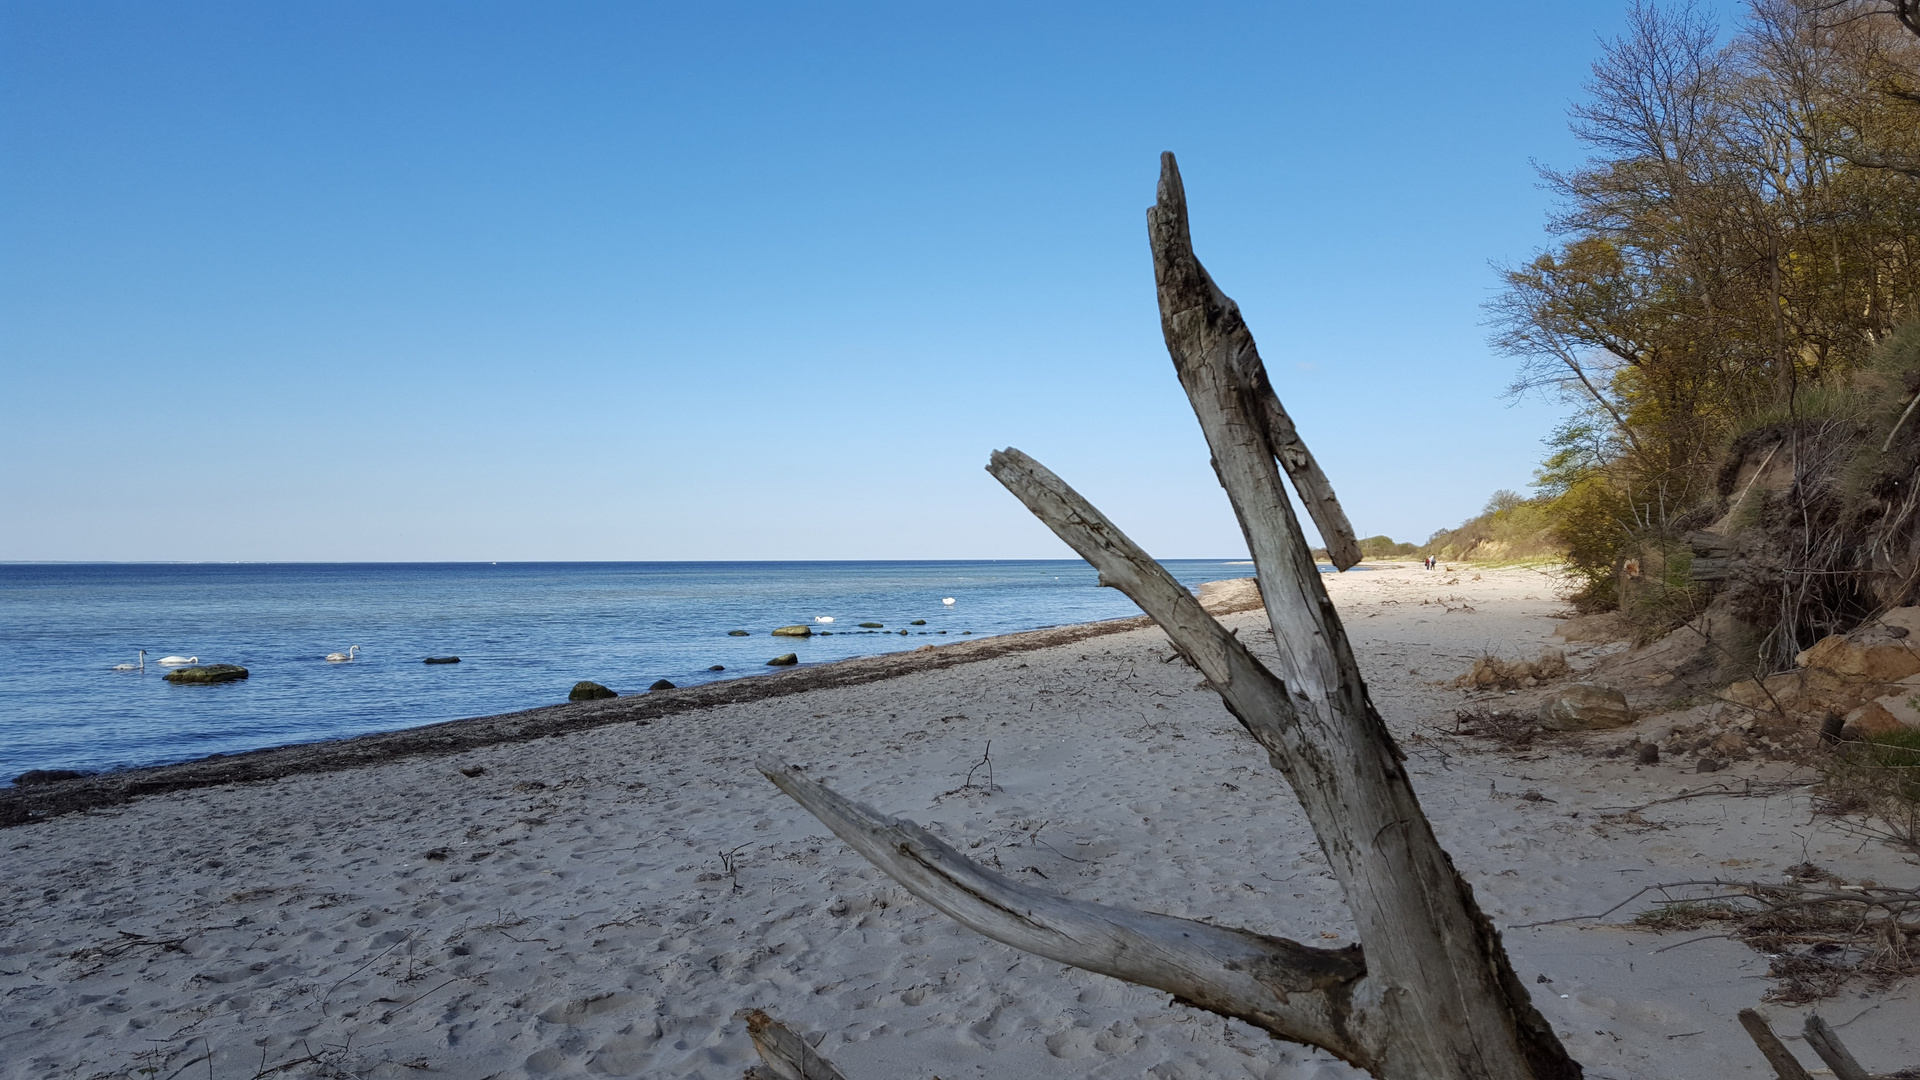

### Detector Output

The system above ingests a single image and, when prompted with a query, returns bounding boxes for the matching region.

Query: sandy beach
[3,564,1913,1079]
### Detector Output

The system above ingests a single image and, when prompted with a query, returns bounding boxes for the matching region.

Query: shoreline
[0,578,1264,827]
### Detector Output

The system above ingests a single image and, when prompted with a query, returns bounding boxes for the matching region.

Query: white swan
[941,597,956,606]
[113,650,146,671]
[325,645,360,663]
[157,655,198,666]
[814,616,834,623]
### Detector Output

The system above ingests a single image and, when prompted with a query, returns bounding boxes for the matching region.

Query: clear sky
[0,1,1744,562]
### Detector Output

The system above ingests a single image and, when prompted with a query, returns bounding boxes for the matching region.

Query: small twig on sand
[941,742,1000,797]
[1593,778,1811,813]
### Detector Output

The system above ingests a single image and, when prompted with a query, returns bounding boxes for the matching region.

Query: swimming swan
[157,655,198,666]
[113,650,146,671]
[325,645,360,663]
[814,616,834,623]
[941,597,956,605]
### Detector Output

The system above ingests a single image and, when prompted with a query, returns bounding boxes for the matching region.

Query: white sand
[2,564,1913,1079]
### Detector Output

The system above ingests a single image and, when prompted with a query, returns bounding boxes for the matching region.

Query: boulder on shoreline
[772,625,812,637]
[649,679,676,691]
[163,664,249,685]
[569,681,618,701]
[1538,683,1633,731]
[767,653,798,666]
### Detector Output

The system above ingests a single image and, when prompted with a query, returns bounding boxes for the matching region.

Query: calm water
[0,560,1254,780]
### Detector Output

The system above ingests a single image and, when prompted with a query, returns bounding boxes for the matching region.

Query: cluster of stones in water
[568,615,983,702]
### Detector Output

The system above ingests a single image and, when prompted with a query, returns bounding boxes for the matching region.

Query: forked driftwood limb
[757,756,1369,1060]
[755,154,1578,1079]
[735,1008,851,1080]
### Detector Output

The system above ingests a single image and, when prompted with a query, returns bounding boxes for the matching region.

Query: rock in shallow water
[766,653,798,666]
[649,679,676,691]
[1537,682,1633,731]
[708,665,724,671]
[163,664,250,685]
[424,656,460,664]
[727,630,750,637]
[569,680,618,701]
[771,625,812,637]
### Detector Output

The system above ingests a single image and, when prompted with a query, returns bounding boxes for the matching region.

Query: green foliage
[1357,535,1417,560]
[1484,3,1920,618]
[1419,494,1562,566]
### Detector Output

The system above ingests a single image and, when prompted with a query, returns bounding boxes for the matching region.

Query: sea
[0,560,1261,782]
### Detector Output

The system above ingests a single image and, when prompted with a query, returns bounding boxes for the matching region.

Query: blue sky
[1,1,1744,562]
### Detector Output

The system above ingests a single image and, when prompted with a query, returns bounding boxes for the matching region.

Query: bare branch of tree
[755,757,1371,1064]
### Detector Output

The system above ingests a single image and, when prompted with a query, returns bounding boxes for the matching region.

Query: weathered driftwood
[1140,151,1575,1078]
[1738,1009,1814,1080]
[1804,1014,1872,1080]
[757,757,1368,1059]
[735,1009,851,1080]
[1143,214,1361,571]
[755,154,1577,1079]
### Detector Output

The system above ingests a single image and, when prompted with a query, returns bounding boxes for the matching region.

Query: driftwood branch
[1738,1009,1813,1080]
[1141,159,1360,571]
[1804,1015,1871,1080]
[735,1009,850,1080]
[1145,151,1577,1079]
[756,756,1370,1063]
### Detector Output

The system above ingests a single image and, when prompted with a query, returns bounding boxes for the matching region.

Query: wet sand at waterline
[2,566,1913,1079]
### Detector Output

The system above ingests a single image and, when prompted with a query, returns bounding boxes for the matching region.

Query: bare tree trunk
[754,153,1581,1079]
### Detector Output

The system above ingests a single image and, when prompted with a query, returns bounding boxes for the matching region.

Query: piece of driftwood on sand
[736,1009,851,1080]
[1738,1009,1918,1080]
[756,153,1580,1079]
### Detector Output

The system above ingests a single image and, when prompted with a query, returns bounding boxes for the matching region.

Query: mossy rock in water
[766,653,798,666]
[771,625,812,637]
[858,622,884,628]
[911,620,926,625]
[727,630,751,637]
[569,680,618,701]
[649,679,676,691]
[424,656,460,664]
[163,664,249,684]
